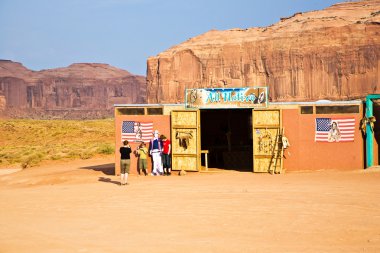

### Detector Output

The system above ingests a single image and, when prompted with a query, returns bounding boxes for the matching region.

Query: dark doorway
[200,109,253,171]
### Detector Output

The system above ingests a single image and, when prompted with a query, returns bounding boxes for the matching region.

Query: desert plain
[1,156,380,253]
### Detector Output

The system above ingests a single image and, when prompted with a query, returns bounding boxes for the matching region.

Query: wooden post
[201,150,209,171]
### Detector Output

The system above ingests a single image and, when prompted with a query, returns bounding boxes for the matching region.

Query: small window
[117,108,144,115]
[147,108,163,115]
[316,105,359,114]
[300,106,313,114]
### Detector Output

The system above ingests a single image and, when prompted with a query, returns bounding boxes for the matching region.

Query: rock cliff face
[0,60,146,119]
[147,0,380,103]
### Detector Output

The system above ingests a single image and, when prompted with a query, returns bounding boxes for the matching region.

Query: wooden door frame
[252,109,282,173]
[171,109,201,171]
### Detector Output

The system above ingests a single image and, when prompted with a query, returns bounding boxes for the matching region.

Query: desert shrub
[2,122,16,132]
[21,153,45,168]
[50,154,62,160]
[67,151,79,159]
[61,148,70,154]
[1,152,18,164]
[24,150,32,156]
[97,144,114,155]
[79,151,94,160]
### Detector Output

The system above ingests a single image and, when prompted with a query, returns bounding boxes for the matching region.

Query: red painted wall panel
[115,115,170,175]
[282,109,364,171]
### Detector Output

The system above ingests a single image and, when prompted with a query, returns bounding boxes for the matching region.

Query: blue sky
[0,0,343,75]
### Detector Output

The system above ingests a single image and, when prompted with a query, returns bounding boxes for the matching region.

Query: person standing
[160,135,172,176]
[119,140,132,185]
[149,130,163,176]
[136,142,149,176]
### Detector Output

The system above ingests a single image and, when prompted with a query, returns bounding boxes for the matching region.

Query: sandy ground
[1,157,380,253]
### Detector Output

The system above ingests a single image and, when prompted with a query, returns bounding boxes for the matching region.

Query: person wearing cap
[149,130,163,176]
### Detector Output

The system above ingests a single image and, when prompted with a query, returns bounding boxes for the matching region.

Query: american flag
[315,118,355,142]
[122,121,153,143]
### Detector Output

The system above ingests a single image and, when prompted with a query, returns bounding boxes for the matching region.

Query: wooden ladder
[269,128,284,174]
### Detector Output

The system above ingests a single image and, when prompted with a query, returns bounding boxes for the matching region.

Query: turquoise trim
[365,94,380,168]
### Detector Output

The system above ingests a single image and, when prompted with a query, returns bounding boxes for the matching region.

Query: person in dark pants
[160,135,172,176]
[119,140,132,185]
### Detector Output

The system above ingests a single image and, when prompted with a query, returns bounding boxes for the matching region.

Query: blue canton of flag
[316,118,331,132]
[122,121,135,134]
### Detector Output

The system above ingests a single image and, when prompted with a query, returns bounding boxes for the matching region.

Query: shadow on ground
[98,176,120,185]
[80,163,115,175]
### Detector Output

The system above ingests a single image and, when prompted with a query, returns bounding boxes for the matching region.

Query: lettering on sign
[185,87,268,109]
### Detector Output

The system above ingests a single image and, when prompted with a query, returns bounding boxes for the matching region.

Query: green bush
[79,151,94,160]
[67,151,79,159]
[50,154,62,160]
[21,153,45,168]
[97,144,114,155]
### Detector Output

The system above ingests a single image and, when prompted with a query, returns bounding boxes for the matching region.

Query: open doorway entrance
[200,109,253,171]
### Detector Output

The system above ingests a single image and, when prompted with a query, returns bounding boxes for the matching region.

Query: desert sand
[1,157,380,253]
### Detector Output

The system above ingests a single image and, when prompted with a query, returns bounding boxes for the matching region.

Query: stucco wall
[282,109,364,171]
[115,115,170,175]
[115,105,365,174]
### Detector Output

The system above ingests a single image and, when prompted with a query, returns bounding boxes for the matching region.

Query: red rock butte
[147,0,380,103]
[0,61,146,119]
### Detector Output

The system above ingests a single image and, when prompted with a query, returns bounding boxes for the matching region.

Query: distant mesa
[0,61,146,119]
[2,0,380,118]
[146,0,380,103]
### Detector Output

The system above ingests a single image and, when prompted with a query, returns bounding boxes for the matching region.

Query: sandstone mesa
[147,0,380,103]
[0,61,145,119]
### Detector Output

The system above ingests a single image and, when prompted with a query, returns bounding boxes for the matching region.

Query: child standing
[136,142,149,176]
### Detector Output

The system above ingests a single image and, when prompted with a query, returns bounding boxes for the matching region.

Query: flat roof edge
[114,104,185,107]
[114,100,363,107]
[269,100,363,105]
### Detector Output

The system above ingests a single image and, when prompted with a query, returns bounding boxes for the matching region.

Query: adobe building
[114,87,379,176]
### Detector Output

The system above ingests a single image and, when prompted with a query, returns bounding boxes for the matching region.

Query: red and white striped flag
[315,118,355,142]
[121,121,153,143]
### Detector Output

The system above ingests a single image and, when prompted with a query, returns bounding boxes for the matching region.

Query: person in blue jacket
[149,130,163,176]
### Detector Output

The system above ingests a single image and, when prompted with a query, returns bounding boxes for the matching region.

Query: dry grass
[0,119,115,168]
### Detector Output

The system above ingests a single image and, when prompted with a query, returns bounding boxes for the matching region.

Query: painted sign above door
[185,87,268,109]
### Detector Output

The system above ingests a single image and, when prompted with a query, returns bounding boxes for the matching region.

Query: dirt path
[1,158,380,253]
